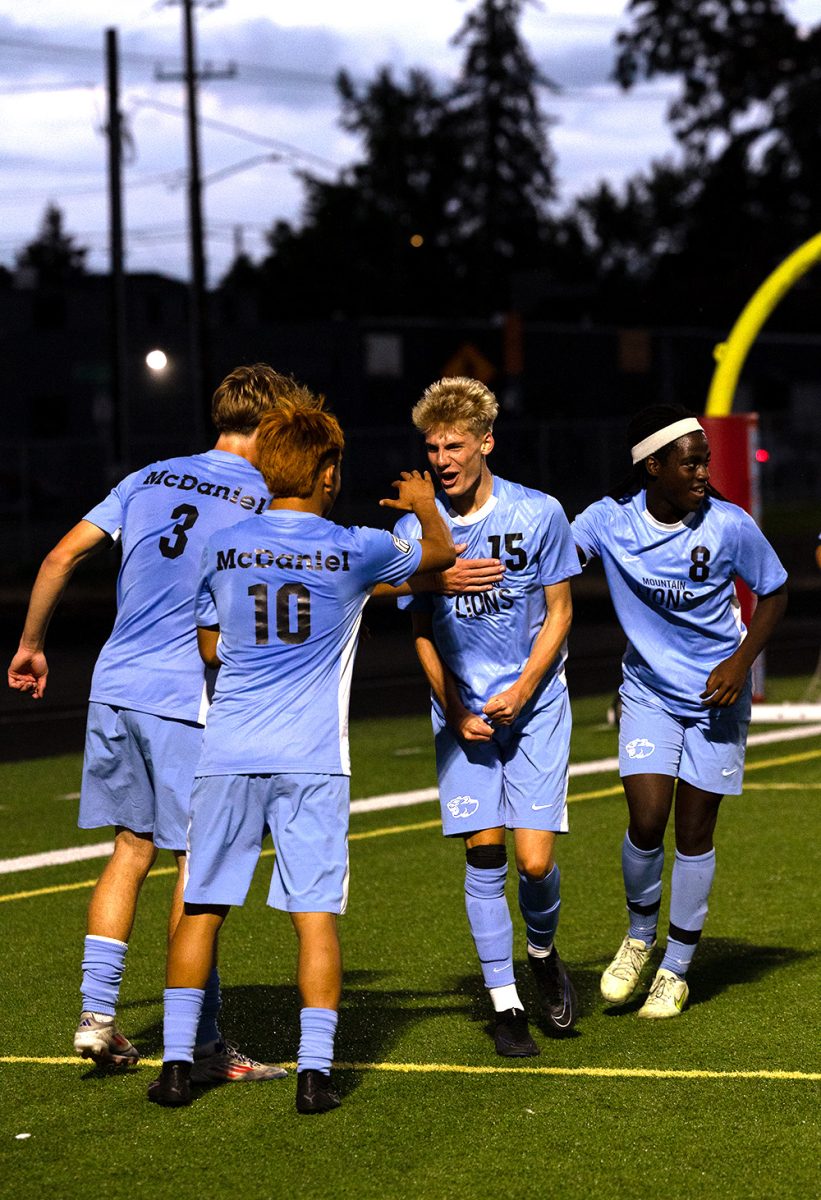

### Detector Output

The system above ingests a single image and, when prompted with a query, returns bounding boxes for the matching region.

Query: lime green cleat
[637,968,689,1018]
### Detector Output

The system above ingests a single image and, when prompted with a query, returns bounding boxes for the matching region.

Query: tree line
[15,1,821,331]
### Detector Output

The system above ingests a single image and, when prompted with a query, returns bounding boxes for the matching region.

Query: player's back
[87,450,269,722]
[195,508,422,777]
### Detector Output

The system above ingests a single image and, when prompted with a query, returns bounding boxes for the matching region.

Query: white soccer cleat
[74,1011,140,1067]
[190,1040,287,1083]
[636,968,689,1019]
[600,934,656,1004]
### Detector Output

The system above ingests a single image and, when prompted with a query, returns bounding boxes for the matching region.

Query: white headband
[631,418,704,465]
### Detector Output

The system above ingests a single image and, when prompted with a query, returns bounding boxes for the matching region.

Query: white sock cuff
[85,935,128,950]
[489,983,523,1013]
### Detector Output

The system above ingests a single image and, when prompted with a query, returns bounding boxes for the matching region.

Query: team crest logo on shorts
[447,795,480,819]
[392,535,412,554]
[625,737,656,760]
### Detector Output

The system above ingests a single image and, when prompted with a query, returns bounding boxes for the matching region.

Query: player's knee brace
[465,844,507,899]
[465,844,507,871]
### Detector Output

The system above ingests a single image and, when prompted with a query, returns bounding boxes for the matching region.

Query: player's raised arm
[379,470,456,574]
[8,519,110,699]
[372,542,505,599]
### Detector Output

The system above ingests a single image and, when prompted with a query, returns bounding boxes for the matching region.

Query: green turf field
[1,688,819,1200]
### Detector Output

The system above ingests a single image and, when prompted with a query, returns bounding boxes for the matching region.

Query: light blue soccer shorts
[184,772,350,913]
[618,679,752,796]
[79,702,203,849]
[433,684,571,837]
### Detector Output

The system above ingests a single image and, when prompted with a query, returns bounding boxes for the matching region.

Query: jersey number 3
[248,582,311,645]
[159,504,199,560]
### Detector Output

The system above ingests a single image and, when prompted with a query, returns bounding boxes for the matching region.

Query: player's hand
[447,703,494,742]
[482,686,525,726]
[8,649,48,699]
[438,545,504,595]
[700,654,747,707]
[379,470,437,513]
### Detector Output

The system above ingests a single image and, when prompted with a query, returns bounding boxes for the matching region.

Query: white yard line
[2,723,819,878]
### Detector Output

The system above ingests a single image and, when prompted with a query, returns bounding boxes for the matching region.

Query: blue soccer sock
[465,849,515,989]
[622,832,664,945]
[194,967,222,1050]
[660,848,716,979]
[518,864,561,954]
[298,1007,338,1074]
[80,935,128,1016]
[163,987,205,1064]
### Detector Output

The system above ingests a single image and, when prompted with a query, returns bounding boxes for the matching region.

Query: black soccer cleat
[295,1069,341,1115]
[528,947,578,1036]
[493,1008,540,1057]
[147,1060,192,1107]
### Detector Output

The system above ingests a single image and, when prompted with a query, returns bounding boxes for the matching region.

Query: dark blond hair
[211,363,321,434]
[256,407,345,498]
[411,376,498,437]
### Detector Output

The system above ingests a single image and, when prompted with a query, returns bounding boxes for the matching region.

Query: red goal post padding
[700,413,765,699]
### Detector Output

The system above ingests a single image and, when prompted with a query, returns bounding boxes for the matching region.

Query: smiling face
[645,431,711,521]
[423,423,494,513]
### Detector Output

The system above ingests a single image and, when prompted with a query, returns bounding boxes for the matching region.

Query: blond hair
[256,406,344,498]
[411,377,498,437]
[211,363,323,434]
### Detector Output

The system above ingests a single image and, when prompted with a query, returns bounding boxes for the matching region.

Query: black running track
[1,584,818,763]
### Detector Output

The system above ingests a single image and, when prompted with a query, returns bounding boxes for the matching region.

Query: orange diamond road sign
[442,343,496,383]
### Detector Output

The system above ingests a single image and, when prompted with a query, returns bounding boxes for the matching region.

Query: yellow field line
[745,748,821,770]
[1,747,817,906]
[0,1055,817,1082]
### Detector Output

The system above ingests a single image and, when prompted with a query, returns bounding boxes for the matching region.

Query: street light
[146,349,169,371]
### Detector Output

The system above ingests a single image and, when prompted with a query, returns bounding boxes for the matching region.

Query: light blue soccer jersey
[84,450,269,723]
[194,510,423,776]
[395,476,581,713]
[571,491,787,716]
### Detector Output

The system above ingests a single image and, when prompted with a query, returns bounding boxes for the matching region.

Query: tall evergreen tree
[222,0,559,318]
[448,0,558,304]
[17,204,87,287]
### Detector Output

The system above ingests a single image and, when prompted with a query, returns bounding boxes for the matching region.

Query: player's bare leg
[87,827,158,943]
[166,905,228,989]
[291,911,342,1114]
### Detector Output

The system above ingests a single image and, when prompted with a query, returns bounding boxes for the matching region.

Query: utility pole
[156,0,235,441]
[105,27,128,468]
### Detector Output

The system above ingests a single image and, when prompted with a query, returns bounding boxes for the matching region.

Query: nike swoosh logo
[721,768,739,777]
[621,554,640,563]
[531,803,551,811]
[492,964,512,973]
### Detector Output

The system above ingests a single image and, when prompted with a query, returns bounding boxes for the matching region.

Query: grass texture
[0,689,818,1200]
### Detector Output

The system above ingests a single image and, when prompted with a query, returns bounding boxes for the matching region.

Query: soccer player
[571,404,788,1017]
[8,363,309,1080]
[148,404,455,1112]
[392,377,582,1056]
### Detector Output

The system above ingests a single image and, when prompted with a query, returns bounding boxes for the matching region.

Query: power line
[129,94,340,170]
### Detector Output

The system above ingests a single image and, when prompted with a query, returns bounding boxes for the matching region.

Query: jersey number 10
[247,582,311,645]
